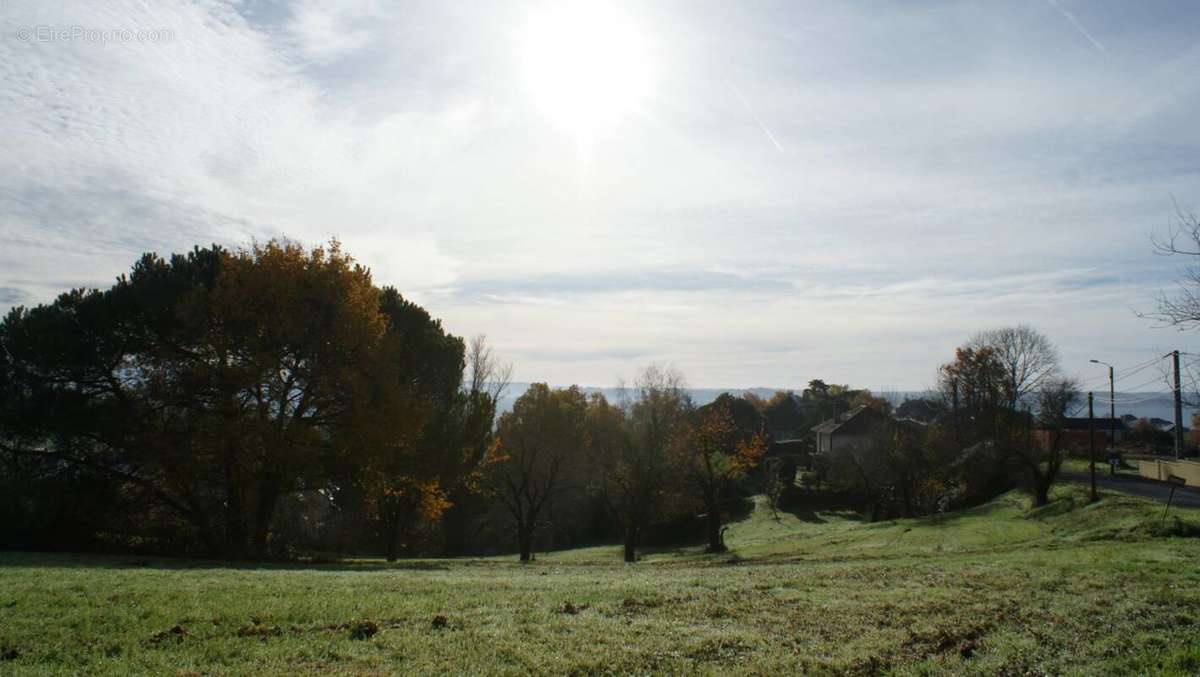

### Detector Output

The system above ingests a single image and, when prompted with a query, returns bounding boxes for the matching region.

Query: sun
[521,2,652,138]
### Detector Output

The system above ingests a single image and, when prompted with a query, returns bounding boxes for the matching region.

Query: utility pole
[1090,359,1117,474]
[1088,391,1097,502]
[1108,364,1118,470]
[1174,350,1184,460]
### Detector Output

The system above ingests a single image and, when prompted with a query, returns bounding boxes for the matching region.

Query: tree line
[0,239,1099,562]
[0,241,773,562]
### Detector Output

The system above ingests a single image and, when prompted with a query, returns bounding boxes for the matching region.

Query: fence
[1139,459,1200,487]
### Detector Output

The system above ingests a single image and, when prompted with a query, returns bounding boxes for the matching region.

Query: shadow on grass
[776,491,865,524]
[1027,495,1080,520]
[0,551,452,572]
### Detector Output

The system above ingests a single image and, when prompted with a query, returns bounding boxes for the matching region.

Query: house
[811,406,892,455]
[1039,417,1127,448]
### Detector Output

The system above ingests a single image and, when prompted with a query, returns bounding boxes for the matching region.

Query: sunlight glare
[521,2,652,137]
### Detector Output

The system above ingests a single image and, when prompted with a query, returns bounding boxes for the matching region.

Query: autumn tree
[936,345,1009,450]
[849,390,892,414]
[0,239,482,559]
[354,288,471,561]
[677,394,767,553]
[485,383,588,562]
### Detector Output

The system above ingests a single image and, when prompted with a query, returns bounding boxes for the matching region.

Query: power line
[1079,355,1166,386]
[1116,372,1173,393]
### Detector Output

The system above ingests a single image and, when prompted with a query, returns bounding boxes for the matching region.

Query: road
[1061,470,1200,508]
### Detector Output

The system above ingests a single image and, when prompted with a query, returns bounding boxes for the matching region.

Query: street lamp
[1090,359,1116,473]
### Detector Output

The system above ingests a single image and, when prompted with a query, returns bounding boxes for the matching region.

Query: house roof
[811,405,878,435]
[1055,418,1127,431]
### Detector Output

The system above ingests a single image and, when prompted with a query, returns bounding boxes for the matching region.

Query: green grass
[3,485,1200,675]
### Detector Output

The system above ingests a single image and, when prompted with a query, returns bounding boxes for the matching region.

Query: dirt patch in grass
[148,624,189,645]
[347,620,379,640]
[686,637,753,663]
[903,622,990,661]
[236,623,282,639]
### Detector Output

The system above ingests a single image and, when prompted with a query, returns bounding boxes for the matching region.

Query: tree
[678,394,767,553]
[895,397,942,423]
[149,240,391,559]
[849,390,892,414]
[937,345,1009,449]
[969,325,1060,411]
[355,288,468,561]
[762,391,805,439]
[0,240,473,559]
[933,344,1016,503]
[593,365,691,563]
[438,335,509,556]
[1019,377,1082,506]
[485,384,588,562]
[1145,204,1200,329]
[802,380,869,428]
[935,328,1068,508]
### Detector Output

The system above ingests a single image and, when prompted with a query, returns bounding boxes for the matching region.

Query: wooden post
[1088,392,1097,502]
[1174,350,1184,460]
[1109,365,1116,475]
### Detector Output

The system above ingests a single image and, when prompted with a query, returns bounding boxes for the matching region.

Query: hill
[2,485,1199,674]
[497,384,1199,426]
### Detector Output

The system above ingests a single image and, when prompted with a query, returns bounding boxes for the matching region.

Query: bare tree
[969,325,1060,411]
[1145,205,1200,329]
[466,334,512,405]
[1140,204,1200,404]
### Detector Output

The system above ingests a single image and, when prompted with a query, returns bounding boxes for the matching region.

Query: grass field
[3,485,1200,675]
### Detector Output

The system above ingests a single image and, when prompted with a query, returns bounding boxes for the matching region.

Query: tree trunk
[1034,482,1050,507]
[383,517,400,562]
[518,525,533,562]
[250,480,280,558]
[704,493,726,553]
[224,501,252,560]
[623,526,639,563]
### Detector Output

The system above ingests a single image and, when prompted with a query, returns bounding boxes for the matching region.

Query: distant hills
[495,383,1196,424]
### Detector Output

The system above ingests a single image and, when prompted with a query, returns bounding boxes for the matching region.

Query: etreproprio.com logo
[15,25,175,44]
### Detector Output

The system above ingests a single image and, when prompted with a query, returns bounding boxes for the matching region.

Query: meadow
[2,485,1199,675]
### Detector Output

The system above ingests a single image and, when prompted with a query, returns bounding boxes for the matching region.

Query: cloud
[0,287,26,305]
[1,0,1199,388]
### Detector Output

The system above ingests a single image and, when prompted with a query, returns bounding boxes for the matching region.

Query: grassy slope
[2,486,1200,676]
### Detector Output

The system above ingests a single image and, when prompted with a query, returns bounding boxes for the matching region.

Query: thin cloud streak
[1045,0,1109,56]
[730,83,785,152]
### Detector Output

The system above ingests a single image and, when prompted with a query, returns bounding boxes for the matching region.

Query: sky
[2,0,1200,392]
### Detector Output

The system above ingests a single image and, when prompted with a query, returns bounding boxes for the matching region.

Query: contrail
[731,84,785,153]
[1045,0,1109,55]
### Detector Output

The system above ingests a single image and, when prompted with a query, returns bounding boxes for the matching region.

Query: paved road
[1061,470,1200,508]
